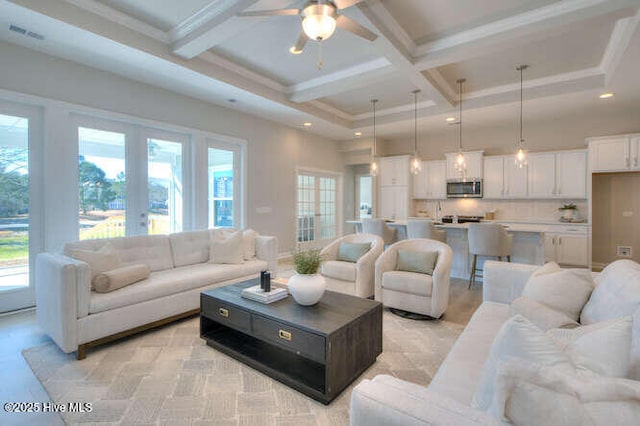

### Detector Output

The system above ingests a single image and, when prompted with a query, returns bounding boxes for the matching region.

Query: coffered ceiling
[0,0,639,140]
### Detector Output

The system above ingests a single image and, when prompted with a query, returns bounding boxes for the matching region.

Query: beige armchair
[406,219,447,242]
[375,239,453,319]
[320,233,384,298]
[362,218,397,246]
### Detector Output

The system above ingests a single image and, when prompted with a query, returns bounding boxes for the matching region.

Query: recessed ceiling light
[289,46,303,55]
[446,117,456,122]
[354,132,362,137]
[303,122,312,127]
[599,93,614,99]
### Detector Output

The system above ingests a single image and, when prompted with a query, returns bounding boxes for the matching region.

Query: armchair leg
[76,344,87,360]
[468,254,477,290]
[507,255,511,262]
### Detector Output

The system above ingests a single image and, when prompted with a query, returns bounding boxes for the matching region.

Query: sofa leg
[76,345,87,360]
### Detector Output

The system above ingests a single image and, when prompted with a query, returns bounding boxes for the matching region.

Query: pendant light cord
[413,90,419,155]
[456,79,466,151]
[372,99,378,157]
[519,66,523,145]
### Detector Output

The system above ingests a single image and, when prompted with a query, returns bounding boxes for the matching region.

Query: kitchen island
[346,219,589,280]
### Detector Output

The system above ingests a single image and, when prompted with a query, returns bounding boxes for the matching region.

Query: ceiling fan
[238,0,377,55]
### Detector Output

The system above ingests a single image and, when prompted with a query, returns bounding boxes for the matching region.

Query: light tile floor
[0,269,481,425]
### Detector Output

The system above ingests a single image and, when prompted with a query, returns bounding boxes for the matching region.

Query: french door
[0,102,42,313]
[296,169,341,247]
[76,117,189,239]
[208,142,242,229]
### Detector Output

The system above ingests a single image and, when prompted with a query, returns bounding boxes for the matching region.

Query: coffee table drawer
[202,297,251,333]
[252,315,325,363]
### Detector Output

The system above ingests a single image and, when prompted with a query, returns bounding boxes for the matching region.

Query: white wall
[0,41,343,252]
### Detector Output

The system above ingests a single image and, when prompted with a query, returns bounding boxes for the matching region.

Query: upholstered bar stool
[362,218,397,247]
[467,223,513,290]
[406,219,447,243]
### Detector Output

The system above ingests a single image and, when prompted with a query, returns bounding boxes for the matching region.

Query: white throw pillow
[547,316,633,378]
[71,243,121,285]
[209,230,244,264]
[471,315,573,411]
[242,229,258,260]
[581,260,640,325]
[522,262,594,321]
[491,361,640,425]
[510,296,579,331]
[93,263,150,293]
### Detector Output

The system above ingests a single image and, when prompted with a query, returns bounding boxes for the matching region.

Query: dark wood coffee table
[200,278,382,404]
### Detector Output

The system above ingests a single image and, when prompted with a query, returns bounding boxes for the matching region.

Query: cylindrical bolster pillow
[93,264,151,293]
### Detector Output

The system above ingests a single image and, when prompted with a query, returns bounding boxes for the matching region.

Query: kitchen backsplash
[414,199,589,222]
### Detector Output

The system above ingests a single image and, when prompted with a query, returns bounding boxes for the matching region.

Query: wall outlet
[617,246,632,257]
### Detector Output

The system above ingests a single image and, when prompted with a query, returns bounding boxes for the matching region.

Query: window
[208,145,242,229]
[147,138,183,234]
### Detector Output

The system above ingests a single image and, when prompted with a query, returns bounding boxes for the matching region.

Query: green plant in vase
[289,247,326,305]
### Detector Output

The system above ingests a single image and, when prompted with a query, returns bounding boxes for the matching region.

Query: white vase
[562,209,574,220]
[288,273,326,306]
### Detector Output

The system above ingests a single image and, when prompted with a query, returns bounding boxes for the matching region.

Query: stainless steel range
[441,215,483,223]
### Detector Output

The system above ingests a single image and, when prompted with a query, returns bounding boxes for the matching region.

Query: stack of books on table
[241,285,288,304]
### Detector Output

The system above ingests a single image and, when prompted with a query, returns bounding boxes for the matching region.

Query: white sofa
[35,229,277,359]
[351,260,640,425]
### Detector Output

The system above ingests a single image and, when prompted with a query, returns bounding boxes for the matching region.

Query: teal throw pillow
[337,242,372,263]
[397,250,439,275]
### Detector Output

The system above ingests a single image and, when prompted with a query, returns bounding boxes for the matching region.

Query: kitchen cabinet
[589,136,640,172]
[413,160,446,199]
[379,186,408,220]
[483,156,504,198]
[483,155,528,198]
[445,151,483,180]
[379,156,409,187]
[543,226,588,267]
[528,150,586,199]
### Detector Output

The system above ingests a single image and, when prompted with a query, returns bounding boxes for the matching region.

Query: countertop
[347,218,589,234]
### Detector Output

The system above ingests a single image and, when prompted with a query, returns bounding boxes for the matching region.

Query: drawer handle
[218,307,229,318]
[279,329,292,341]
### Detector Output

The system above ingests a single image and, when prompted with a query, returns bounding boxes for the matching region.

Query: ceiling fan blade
[332,0,362,10]
[238,9,300,17]
[335,15,377,41]
[292,32,309,53]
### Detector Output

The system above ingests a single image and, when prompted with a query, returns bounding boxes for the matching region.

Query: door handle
[558,237,562,245]
[627,158,631,168]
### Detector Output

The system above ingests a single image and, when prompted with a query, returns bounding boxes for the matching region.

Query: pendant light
[409,90,422,175]
[370,99,379,177]
[515,65,529,168]
[455,78,467,176]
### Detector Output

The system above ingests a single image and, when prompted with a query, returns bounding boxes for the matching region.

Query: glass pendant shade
[302,4,337,40]
[455,151,466,173]
[410,155,422,175]
[515,147,527,168]
[370,160,379,177]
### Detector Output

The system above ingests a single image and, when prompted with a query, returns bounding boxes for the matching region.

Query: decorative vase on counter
[288,273,326,306]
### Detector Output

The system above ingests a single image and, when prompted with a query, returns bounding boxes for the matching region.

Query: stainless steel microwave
[446,179,483,198]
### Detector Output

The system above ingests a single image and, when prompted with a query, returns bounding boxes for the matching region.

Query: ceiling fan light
[302,4,337,40]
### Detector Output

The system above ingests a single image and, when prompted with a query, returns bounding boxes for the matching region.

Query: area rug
[23,310,464,425]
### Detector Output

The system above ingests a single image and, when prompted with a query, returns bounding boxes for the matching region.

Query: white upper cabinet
[528,153,556,198]
[503,159,528,198]
[380,186,408,220]
[590,137,632,172]
[427,161,447,199]
[413,160,446,199]
[380,156,409,187]
[527,150,586,199]
[445,151,483,180]
[483,156,505,199]
[556,151,587,198]
[412,161,428,198]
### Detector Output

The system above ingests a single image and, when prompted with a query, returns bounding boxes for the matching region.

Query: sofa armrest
[350,375,499,426]
[35,253,91,354]
[483,260,539,304]
[256,236,278,275]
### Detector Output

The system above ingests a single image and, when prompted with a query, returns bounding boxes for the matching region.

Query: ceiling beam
[413,0,639,70]
[288,58,394,103]
[356,0,454,107]
[600,10,640,85]
[171,0,261,59]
